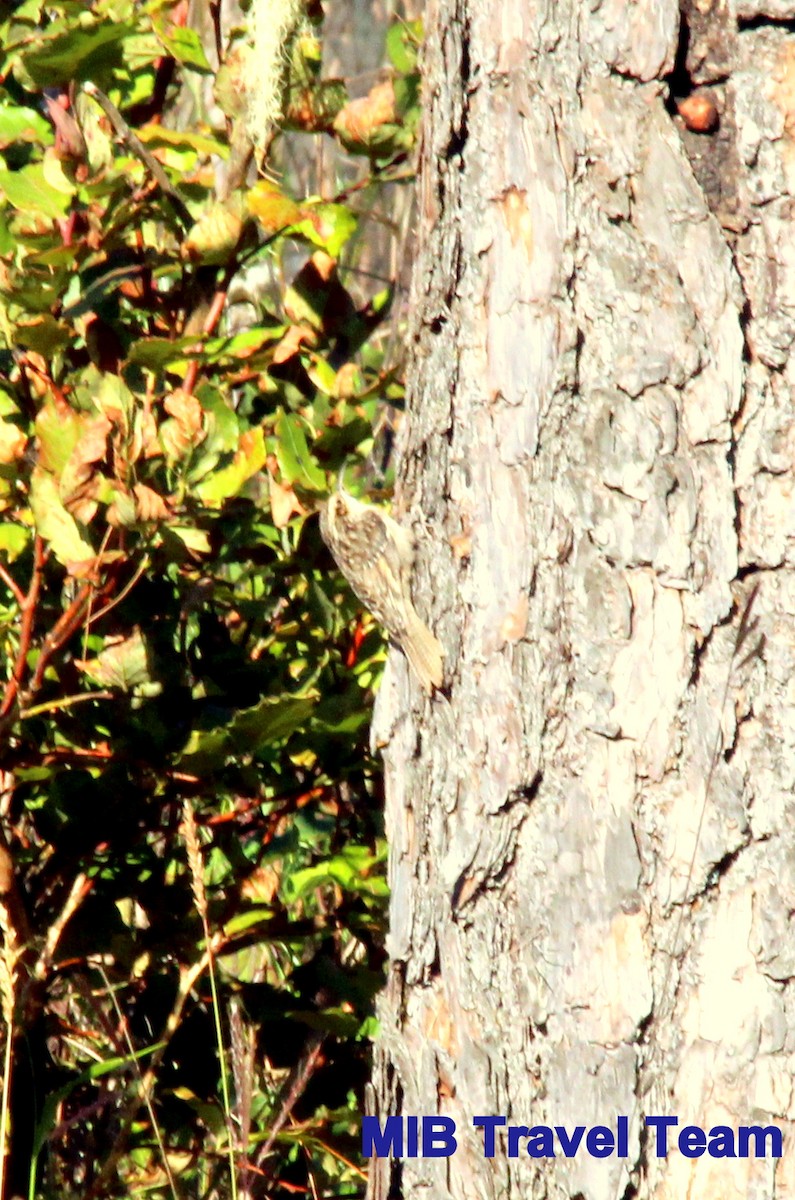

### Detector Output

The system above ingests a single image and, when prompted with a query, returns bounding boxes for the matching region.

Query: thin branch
[35,871,93,982]
[27,580,93,697]
[86,555,148,628]
[0,562,24,608]
[183,286,230,395]
[209,0,224,66]
[256,1032,326,1168]
[0,536,45,719]
[82,83,192,229]
[20,691,115,720]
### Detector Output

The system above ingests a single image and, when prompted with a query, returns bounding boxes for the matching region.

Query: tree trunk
[370,0,795,1197]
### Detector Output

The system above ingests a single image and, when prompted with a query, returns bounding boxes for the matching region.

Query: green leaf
[195,426,267,506]
[293,202,357,258]
[35,402,83,475]
[0,388,19,419]
[222,907,274,938]
[276,411,325,491]
[386,20,422,72]
[0,162,72,219]
[127,328,283,370]
[0,101,52,148]
[18,20,137,86]
[13,314,72,355]
[0,523,30,562]
[94,372,134,428]
[138,123,228,159]
[284,845,387,902]
[201,327,283,363]
[29,468,94,568]
[305,355,338,396]
[393,74,421,121]
[234,694,317,749]
[76,629,152,692]
[153,19,212,72]
[197,386,241,456]
[0,211,12,255]
[126,335,198,370]
[178,694,316,771]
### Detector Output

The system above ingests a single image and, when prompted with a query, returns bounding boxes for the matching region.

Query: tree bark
[370,0,795,1197]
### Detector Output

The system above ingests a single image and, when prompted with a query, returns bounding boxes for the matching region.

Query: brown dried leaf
[134,483,170,521]
[165,389,203,437]
[269,476,304,528]
[333,80,397,145]
[271,323,316,365]
[0,421,27,464]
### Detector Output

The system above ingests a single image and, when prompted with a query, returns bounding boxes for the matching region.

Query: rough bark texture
[370,0,795,1198]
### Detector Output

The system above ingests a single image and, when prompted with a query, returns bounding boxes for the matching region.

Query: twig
[183,285,230,395]
[35,871,94,982]
[0,536,45,719]
[20,691,115,720]
[256,1032,326,1168]
[0,563,24,608]
[27,580,93,696]
[82,83,192,229]
[86,556,149,628]
[209,0,224,66]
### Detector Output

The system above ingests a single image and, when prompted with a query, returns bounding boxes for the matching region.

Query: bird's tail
[402,610,445,693]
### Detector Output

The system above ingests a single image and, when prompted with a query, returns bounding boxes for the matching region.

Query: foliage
[0,1,421,1196]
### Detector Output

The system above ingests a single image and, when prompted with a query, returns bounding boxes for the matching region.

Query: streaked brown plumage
[320,489,444,692]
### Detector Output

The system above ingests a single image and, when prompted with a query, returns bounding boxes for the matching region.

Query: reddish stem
[0,562,25,607]
[182,287,228,396]
[0,537,45,718]
[27,581,94,696]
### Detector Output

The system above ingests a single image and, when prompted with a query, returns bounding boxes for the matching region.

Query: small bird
[320,485,444,693]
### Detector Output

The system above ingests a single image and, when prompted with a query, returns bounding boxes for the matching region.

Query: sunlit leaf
[269,476,303,527]
[138,124,228,158]
[0,162,72,219]
[76,628,152,692]
[167,525,211,554]
[0,419,27,464]
[29,467,94,568]
[35,401,83,475]
[126,335,198,370]
[386,19,422,72]
[0,101,52,148]
[152,18,212,72]
[195,426,267,506]
[293,202,357,258]
[0,524,30,561]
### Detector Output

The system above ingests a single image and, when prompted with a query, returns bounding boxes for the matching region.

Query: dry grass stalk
[0,896,20,1198]
[181,799,207,923]
[0,898,19,1027]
